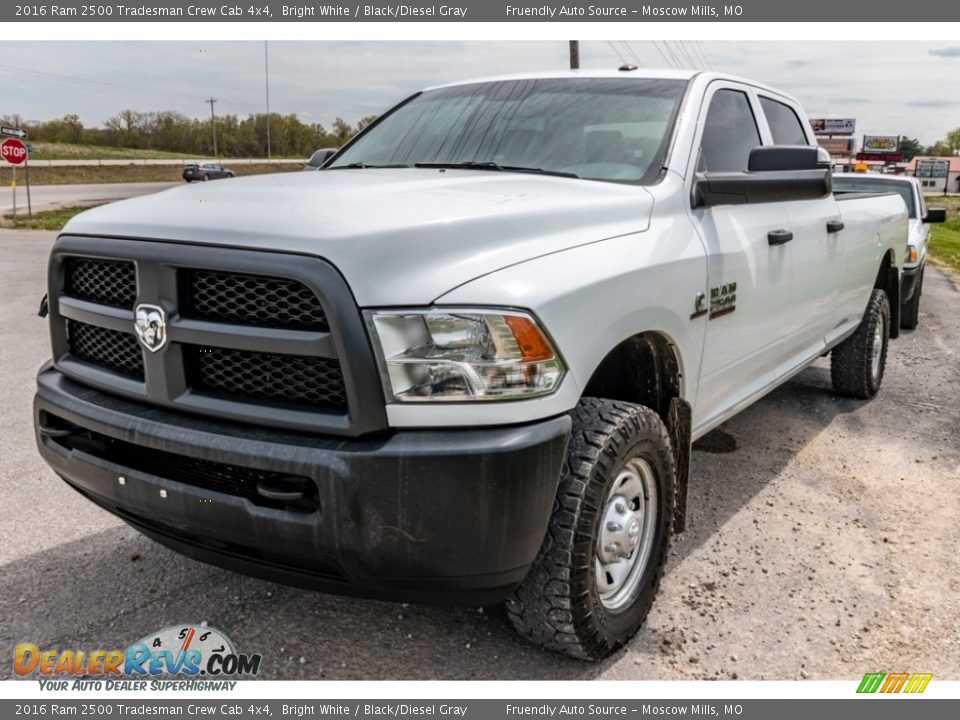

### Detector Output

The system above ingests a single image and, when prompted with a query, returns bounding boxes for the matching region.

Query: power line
[669,41,696,68]
[650,41,675,68]
[664,42,686,68]
[606,40,630,66]
[685,41,705,69]
[621,41,645,67]
[694,41,715,70]
[679,41,701,69]
[0,62,260,117]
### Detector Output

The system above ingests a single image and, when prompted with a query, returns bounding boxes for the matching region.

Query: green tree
[899,137,922,161]
[331,117,354,145]
[928,127,960,156]
[356,115,378,132]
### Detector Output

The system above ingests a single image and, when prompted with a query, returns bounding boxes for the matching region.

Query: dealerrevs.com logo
[857,672,933,694]
[14,625,262,690]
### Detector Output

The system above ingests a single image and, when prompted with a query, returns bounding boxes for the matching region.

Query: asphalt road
[1,229,958,680]
[7,181,178,213]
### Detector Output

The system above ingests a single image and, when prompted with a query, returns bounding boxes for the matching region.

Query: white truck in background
[833,172,946,328]
[35,70,907,660]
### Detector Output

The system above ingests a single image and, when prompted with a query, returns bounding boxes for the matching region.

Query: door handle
[768,229,793,246]
[826,220,845,233]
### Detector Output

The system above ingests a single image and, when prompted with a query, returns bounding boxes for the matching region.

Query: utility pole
[205,97,218,157]
[569,40,580,70]
[265,41,272,162]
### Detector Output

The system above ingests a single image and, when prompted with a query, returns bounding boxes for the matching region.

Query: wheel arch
[874,249,900,339]
[582,330,692,532]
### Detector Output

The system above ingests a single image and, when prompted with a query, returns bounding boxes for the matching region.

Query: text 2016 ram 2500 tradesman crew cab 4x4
[35,70,908,660]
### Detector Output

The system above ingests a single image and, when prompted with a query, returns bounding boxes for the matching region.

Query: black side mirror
[311,149,338,168]
[748,145,832,172]
[693,145,832,208]
[923,208,947,224]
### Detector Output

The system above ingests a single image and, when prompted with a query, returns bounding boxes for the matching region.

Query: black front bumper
[35,366,570,605]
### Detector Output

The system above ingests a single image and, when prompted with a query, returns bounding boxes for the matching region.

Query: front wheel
[201,174,210,182]
[831,288,890,399]
[506,398,675,660]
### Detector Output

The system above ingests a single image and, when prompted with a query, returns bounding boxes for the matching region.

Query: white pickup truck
[833,172,946,329]
[35,70,907,660]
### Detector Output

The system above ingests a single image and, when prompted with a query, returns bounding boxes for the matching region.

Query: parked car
[36,70,908,660]
[182,162,235,182]
[304,148,338,171]
[834,173,946,328]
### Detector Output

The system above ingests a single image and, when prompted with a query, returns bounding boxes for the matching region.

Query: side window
[759,97,809,145]
[700,89,761,172]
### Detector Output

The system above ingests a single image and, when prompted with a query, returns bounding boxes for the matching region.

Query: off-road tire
[506,398,675,661]
[831,288,890,399]
[900,267,923,330]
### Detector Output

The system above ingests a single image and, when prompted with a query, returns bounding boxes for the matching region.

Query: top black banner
[5,0,960,22]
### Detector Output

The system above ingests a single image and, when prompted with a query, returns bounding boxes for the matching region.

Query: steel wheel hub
[871,313,885,381]
[595,457,659,611]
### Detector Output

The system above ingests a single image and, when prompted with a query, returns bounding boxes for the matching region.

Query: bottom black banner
[2,699,957,720]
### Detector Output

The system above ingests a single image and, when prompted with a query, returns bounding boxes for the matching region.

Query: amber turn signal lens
[504,315,555,362]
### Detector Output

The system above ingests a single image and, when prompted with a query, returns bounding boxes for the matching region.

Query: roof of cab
[425,68,700,91]
[423,69,799,102]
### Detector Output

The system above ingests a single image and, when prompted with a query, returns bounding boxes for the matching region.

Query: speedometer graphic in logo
[136,624,235,664]
[128,623,261,677]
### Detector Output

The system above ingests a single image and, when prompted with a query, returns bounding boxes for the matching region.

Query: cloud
[929,47,960,58]
[906,98,959,108]
[2,41,958,145]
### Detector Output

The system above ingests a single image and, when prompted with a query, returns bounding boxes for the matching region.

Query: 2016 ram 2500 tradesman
[34,70,908,660]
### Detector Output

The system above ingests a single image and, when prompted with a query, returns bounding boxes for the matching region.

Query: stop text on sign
[1,138,27,165]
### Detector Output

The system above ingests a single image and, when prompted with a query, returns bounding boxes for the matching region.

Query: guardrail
[25,158,304,167]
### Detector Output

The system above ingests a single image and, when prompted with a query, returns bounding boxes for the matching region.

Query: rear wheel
[831,288,890,399]
[506,398,675,660]
[900,267,923,330]
[201,174,210,182]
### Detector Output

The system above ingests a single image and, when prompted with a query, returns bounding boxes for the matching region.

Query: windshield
[833,176,916,218]
[328,78,688,184]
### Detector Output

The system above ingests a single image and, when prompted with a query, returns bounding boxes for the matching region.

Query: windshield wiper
[415,161,580,179]
[326,162,411,170]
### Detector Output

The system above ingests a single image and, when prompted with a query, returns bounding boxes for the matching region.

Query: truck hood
[64,169,654,305]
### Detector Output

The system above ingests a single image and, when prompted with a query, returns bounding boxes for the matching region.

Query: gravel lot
[1,229,957,681]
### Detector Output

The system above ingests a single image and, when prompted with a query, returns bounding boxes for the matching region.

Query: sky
[1,40,958,146]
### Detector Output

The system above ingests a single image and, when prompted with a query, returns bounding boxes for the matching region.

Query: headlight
[366,309,565,402]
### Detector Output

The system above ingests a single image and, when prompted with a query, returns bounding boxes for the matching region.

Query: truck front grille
[67,320,145,380]
[50,241,387,436]
[188,346,347,410]
[65,257,137,309]
[186,270,329,330]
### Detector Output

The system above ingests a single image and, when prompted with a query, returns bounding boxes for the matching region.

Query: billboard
[916,159,950,178]
[818,137,855,156]
[862,135,900,153]
[810,118,856,135]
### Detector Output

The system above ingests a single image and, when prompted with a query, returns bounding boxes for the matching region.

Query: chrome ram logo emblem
[134,304,168,352]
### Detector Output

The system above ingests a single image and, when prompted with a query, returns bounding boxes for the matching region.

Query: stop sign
[1,138,27,165]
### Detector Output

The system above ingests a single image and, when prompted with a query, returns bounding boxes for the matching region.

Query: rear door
[688,83,795,427]
[756,94,843,354]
